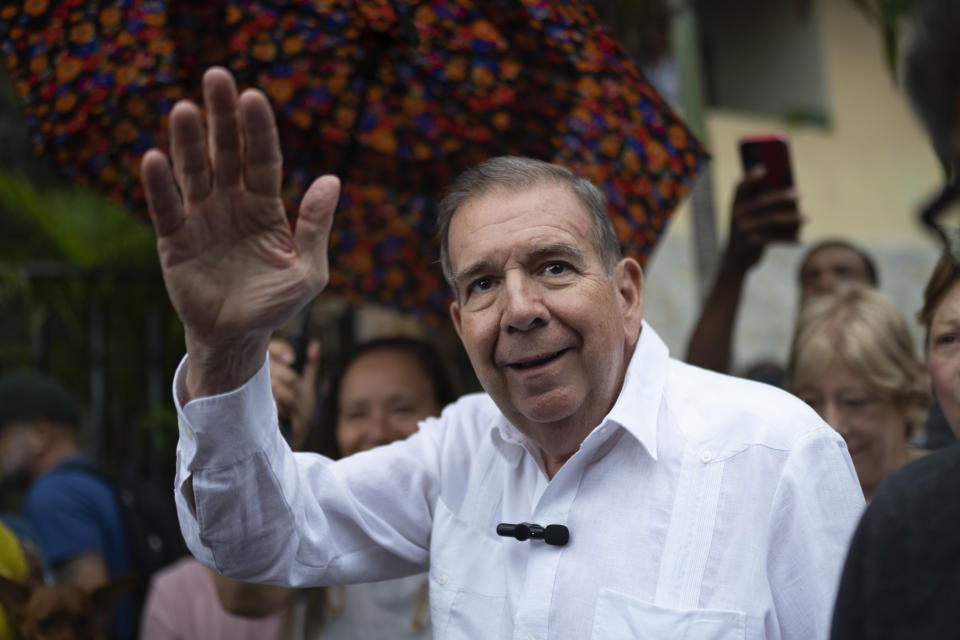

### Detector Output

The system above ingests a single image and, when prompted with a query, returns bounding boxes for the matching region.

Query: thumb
[295,175,341,274]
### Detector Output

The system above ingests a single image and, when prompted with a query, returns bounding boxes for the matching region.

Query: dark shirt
[831,443,960,639]
[24,456,134,639]
[922,400,957,449]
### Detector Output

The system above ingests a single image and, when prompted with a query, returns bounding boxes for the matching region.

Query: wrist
[184,331,271,402]
[718,246,758,278]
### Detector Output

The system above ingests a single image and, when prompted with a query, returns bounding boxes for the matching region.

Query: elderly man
[142,67,863,639]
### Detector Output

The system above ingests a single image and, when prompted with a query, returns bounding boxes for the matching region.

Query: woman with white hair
[786,284,930,500]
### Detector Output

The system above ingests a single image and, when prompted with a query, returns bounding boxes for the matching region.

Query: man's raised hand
[140,67,340,399]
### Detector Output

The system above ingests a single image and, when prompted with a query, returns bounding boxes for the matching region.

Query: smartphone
[739,134,794,191]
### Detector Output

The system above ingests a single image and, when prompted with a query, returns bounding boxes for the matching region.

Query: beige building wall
[644,0,941,370]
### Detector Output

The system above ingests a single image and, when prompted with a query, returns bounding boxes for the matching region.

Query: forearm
[173,356,434,587]
[685,256,749,373]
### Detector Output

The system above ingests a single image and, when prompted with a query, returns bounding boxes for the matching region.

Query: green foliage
[0,170,156,267]
[0,170,183,474]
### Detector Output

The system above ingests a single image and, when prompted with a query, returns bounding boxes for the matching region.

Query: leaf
[0,171,157,267]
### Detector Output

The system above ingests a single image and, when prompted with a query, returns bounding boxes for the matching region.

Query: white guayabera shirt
[174,322,865,640]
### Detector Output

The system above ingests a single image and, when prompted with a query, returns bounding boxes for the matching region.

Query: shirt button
[184,427,195,442]
[435,573,448,585]
[699,450,713,463]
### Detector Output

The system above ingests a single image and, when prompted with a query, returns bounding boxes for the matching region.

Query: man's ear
[614,258,644,338]
[449,301,463,340]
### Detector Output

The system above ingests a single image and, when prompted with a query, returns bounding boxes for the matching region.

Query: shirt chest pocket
[430,500,507,639]
[591,589,746,640]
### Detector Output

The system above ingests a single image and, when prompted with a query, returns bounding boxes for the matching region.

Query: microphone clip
[496,522,569,547]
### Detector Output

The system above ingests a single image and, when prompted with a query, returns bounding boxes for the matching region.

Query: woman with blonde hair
[787,284,930,500]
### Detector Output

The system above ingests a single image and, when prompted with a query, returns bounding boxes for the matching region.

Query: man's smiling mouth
[509,349,568,369]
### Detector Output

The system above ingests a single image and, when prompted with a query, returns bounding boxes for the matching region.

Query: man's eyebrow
[452,260,496,290]
[526,243,587,266]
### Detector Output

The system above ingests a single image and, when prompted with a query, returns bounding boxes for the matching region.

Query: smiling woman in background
[787,285,930,501]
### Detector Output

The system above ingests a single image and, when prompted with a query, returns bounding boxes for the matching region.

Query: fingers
[739,209,804,234]
[141,150,185,237]
[269,341,298,418]
[732,189,800,224]
[301,339,322,389]
[239,88,283,197]
[169,101,211,204]
[203,67,244,189]
[733,165,766,202]
[296,175,341,276]
[268,338,295,365]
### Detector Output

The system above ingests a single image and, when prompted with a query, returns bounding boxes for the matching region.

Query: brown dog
[0,574,133,640]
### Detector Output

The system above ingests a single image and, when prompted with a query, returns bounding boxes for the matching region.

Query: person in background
[141,335,455,639]
[681,176,960,450]
[797,241,878,302]
[831,0,960,636]
[786,285,930,500]
[683,160,877,375]
[0,373,133,639]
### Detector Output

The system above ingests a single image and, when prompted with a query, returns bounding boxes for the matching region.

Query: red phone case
[740,135,794,190]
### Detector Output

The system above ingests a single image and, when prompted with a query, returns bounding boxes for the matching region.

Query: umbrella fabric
[0,0,237,203]
[1,0,709,318]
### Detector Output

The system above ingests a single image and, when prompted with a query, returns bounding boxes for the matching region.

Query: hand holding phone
[724,134,804,270]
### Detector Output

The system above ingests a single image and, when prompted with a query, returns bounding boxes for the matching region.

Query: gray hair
[437,156,622,291]
[904,0,960,163]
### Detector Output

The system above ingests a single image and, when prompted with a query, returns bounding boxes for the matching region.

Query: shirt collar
[489,320,668,463]
[602,320,667,461]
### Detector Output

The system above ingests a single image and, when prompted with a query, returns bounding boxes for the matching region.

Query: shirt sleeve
[766,427,865,640]
[173,353,440,588]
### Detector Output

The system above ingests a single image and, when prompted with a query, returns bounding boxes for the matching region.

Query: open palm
[142,69,338,348]
[141,68,339,394]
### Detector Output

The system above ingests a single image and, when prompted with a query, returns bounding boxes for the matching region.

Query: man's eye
[471,277,493,293]
[544,263,567,275]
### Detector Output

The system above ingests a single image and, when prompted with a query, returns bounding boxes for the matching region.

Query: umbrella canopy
[1,0,709,318]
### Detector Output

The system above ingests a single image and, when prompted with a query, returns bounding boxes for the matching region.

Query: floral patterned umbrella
[1,0,709,318]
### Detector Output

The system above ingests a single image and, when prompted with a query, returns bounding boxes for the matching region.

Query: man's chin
[511,389,584,427]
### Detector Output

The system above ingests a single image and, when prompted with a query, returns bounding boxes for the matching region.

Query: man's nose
[501,273,548,331]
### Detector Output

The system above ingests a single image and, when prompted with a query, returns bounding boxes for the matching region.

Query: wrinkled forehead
[447,182,594,260]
